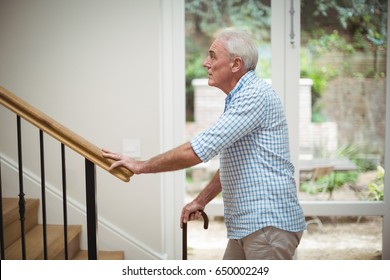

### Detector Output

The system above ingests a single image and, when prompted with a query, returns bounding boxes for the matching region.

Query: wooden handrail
[0,86,133,182]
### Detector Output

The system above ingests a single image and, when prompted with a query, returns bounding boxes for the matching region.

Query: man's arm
[102,142,202,174]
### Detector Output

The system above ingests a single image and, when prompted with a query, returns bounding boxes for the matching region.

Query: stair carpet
[2,197,124,260]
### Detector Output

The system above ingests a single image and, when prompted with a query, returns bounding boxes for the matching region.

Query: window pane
[299,0,387,202]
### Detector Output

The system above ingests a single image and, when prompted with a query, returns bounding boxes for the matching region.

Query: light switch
[123,139,141,158]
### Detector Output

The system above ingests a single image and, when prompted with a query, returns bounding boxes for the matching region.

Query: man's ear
[231,57,243,73]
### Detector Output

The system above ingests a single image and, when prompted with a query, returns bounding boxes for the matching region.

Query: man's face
[203,39,234,94]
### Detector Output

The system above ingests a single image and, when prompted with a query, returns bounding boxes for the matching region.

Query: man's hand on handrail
[102,148,142,174]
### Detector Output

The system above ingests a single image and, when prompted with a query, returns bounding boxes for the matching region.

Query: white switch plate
[123,139,141,158]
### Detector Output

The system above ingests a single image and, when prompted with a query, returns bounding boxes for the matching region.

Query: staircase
[2,197,124,260]
[1,87,133,260]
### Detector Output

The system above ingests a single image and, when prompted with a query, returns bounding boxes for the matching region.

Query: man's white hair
[216,28,258,71]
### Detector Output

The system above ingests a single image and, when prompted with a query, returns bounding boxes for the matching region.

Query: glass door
[297,0,387,259]
[183,0,389,259]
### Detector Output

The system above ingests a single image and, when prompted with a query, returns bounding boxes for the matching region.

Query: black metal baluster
[85,159,97,260]
[0,158,5,259]
[17,116,26,259]
[61,144,69,260]
[39,130,48,259]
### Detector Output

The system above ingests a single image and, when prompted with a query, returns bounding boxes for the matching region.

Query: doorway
[182,0,389,259]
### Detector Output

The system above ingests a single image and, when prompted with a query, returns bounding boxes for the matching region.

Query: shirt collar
[225,70,256,103]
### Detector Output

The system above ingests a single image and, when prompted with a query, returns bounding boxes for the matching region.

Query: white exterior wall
[0,0,185,259]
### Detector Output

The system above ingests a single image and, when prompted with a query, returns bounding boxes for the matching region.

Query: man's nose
[203,59,210,68]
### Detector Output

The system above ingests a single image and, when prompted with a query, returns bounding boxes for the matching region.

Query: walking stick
[182,211,209,260]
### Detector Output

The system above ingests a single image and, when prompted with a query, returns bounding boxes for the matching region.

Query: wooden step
[2,197,125,260]
[5,224,82,260]
[72,250,125,260]
[2,197,40,248]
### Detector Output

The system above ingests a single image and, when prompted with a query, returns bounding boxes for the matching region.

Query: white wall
[0,0,185,259]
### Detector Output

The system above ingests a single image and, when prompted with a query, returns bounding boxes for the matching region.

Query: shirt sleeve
[190,86,269,162]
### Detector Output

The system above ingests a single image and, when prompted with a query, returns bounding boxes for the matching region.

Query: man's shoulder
[239,76,274,96]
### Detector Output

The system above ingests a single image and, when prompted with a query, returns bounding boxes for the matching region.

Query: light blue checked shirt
[190,70,306,239]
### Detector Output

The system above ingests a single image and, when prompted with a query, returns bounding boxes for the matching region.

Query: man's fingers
[102,148,139,175]
[190,211,202,220]
[181,208,192,228]
[102,148,122,162]
[180,209,188,228]
[109,160,124,170]
[181,209,201,225]
[102,148,116,156]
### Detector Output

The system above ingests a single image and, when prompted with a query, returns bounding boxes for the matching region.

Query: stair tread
[3,197,40,226]
[5,224,82,260]
[2,197,125,260]
[72,250,124,260]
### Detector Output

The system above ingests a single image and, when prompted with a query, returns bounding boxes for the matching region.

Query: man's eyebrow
[209,50,216,56]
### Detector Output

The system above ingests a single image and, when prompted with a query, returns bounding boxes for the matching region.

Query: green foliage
[185,0,272,79]
[311,111,327,123]
[301,46,337,121]
[301,0,387,81]
[303,0,387,51]
[336,144,381,172]
[336,144,360,160]
[367,165,384,201]
[326,171,358,190]
[301,62,337,116]
[308,30,355,55]
[185,0,271,43]
[354,157,380,172]
[300,170,358,199]
[187,59,203,77]
[300,180,323,195]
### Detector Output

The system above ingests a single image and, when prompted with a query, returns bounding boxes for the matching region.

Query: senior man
[103,29,306,260]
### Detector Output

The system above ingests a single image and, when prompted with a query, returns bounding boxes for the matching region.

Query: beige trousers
[223,226,303,260]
